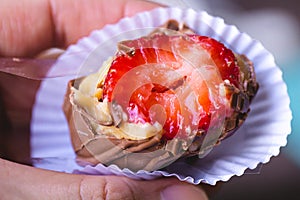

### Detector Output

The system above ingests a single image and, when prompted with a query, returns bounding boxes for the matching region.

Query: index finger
[0,0,159,57]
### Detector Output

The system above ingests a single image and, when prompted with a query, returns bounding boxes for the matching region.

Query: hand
[0,158,209,199]
[0,0,208,199]
[0,0,158,57]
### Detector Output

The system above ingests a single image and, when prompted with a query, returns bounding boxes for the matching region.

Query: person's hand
[0,157,209,199]
[0,0,157,57]
[0,0,208,199]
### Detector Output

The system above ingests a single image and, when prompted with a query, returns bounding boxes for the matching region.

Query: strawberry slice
[128,83,182,140]
[102,34,239,140]
[188,35,240,87]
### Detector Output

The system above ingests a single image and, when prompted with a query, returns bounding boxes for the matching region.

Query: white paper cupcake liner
[31,7,292,185]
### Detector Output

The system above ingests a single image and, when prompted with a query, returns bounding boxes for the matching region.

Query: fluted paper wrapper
[33,7,292,185]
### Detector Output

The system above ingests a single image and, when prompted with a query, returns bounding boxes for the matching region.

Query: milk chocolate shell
[63,20,258,171]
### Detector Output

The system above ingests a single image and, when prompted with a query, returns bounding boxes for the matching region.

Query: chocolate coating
[63,20,258,171]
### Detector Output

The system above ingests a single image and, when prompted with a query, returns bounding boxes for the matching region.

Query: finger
[0,0,159,57]
[0,0,53,57]
[51,0,159,48]
[1,158,208,200]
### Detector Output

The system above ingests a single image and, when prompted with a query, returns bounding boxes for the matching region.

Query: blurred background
[149,0,300,199]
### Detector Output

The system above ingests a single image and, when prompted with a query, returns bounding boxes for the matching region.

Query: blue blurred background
[149,0,300,199]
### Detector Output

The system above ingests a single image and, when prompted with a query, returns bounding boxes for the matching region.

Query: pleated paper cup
[53,7,291,185]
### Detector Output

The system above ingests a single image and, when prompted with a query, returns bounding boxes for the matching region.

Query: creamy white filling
[119,121,162,140]
[72,59,113,125]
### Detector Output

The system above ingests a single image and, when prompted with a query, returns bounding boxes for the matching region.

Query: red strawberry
[102,34,239,140]
[188,35,240,87]
[128,83,182,140]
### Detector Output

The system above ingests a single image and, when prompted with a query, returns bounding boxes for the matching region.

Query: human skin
[0,157,209,199]
[0,0,208,199]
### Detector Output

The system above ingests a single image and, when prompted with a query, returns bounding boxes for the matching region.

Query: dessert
[63,20,258,171]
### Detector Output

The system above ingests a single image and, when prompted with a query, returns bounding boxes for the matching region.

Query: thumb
[159,182,209,200]
[1,158,208,199]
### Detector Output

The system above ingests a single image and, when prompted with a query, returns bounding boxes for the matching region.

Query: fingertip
[160,183,209,200]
